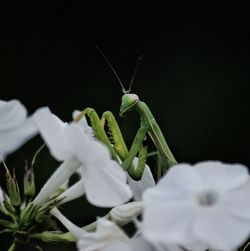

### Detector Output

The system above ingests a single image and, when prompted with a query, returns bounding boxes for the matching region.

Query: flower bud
[110,202,143,225]
[6,169,21,207]
[0,219,15,229]
[19,202,37,227]
[36,230,76,242]
[35,200,57,223]
[23,166,36,197]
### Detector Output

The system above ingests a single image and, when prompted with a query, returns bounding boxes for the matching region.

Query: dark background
[0,3,250,250]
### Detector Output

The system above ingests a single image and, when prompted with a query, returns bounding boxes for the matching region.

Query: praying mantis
[75,48,177,180]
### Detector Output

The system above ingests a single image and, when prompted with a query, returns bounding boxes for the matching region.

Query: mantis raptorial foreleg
[100,111,128,161]
[101,111,148,180]
[74,108,119,162]
[120,115,149,171]
[75,109,147,180]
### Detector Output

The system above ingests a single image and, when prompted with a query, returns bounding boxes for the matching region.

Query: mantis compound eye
[126,94,139,101]
[119,94,139,117]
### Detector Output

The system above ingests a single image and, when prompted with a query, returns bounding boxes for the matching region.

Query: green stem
[30,231,76,243]
[8,241,16,251]
[146,151,159,157]
[31,213,111,243]
[157,153,163,181]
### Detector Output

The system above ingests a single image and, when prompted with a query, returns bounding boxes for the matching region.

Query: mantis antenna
[95,46,143,94]
[128,54,144,93]
[95,46,127,94]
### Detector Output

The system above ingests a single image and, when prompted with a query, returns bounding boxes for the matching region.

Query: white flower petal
[101,238,155,251]
[220,179,250,220]
[128,158,155,201]
[150,164,203,201]
[193,208,250,251]
[142,197,196,245]
[51,207,86,239]
[99,237,183,251]
[130,238,156,251]
[193,161,249,192]
[33,157,81,205]
[142,195,207,251]
[78,218,128,251]
[83,142,111,168]
[58,179,86,205]
[80,162,132,207]
[0,99,27,131]
[96,218,128,239]
[33,107,73,161]
[151,242,184,251]
[0,186,4,203]
[64,121,132,207]
[110,202,143,225]
[64,123,103,164]
[109,160,129,182]
[0,118,37,158]
[100,240,133,251]
[0,99,37,159]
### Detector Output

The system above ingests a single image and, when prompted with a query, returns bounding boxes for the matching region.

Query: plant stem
[30,213,111,243]
[8,241,16,251]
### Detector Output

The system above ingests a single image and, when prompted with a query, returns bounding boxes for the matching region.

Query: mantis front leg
[74,108,119,162]
[75,109,147,180]
[120,119,149,172]
[101,111,148,180]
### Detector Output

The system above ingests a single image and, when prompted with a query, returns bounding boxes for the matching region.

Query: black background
[0,3,250,250]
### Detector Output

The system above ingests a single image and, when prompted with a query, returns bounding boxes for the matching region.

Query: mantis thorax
[119,93,139,117]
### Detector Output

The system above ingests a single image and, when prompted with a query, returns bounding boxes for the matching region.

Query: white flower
[0,99,37,160]
[51,207,129,249]
[33,108,131,207]
[77,218,182,251]
[77,218,129,251]
[51,207,151,251]
[33,107,73,161]
[52,208,179,251]
[33,157,81,205]
[51,207,86,239]
[98,238,158,251]
[142,161,250,251]
[110,202,143,225]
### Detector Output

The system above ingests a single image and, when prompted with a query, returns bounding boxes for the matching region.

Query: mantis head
[119,93,139,117]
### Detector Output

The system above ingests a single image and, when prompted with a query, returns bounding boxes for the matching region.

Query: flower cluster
[32,107,132,207]
[0,98,250,251]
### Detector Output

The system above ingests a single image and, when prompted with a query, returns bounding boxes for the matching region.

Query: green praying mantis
[75,48,177,180]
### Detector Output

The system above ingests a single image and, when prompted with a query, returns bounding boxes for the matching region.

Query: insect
[75,48,177,180]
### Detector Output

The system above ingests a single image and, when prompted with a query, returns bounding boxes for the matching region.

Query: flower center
[197,190,219,206]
